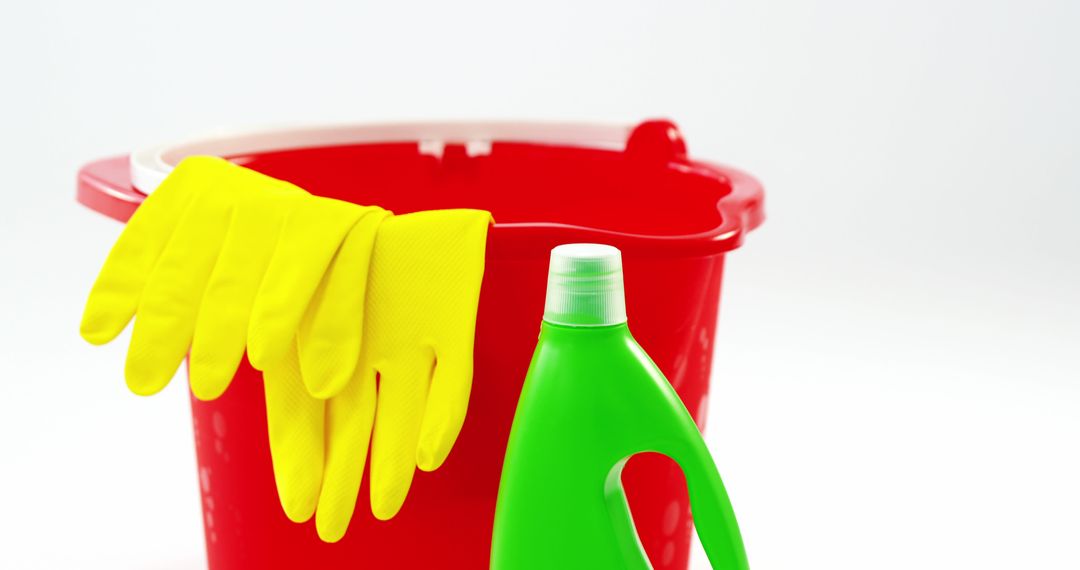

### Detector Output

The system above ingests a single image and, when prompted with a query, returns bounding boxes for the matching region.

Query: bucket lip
[488,161,763,257]
[79,121,764,257]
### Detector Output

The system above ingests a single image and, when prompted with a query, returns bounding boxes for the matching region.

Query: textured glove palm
[312,209,491,541]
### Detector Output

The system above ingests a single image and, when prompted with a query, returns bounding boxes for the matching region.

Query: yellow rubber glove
[81,156,283,396]
[83,156,486,540]
[82,155,390,526]
[81,156,228,349]
[188,179,307,399]
[315,209,492,541]
[81,156,386,401]
[262,207,388,523]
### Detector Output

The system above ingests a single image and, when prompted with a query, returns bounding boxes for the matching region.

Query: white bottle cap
[543,243,627,327]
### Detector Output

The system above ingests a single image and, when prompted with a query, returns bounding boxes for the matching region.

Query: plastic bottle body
[491,321,748,569]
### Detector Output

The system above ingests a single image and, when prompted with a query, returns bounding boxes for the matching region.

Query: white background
[1,1,1078,568]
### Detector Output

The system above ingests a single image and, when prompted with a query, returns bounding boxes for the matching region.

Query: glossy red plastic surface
[77,120,763,570]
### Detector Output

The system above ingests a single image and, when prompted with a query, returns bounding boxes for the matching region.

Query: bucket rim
[79,121,764,257]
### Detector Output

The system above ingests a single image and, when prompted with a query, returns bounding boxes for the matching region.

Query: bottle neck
[539,319,630,334]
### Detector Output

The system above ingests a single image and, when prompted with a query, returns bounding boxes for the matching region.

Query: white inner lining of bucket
[130,122,631,194]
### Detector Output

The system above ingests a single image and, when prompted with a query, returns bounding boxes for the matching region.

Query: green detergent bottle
[491,244,749,570]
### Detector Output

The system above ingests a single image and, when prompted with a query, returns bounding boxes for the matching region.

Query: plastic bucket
[77,120,764,570]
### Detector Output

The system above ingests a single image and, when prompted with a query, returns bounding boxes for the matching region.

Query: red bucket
[77,120,763,569]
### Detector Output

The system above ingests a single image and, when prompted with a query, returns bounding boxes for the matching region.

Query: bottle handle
[656,409,750,570]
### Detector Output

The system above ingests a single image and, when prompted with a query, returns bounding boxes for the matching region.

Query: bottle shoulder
[533,323,636,365]
[517,321,705,462]
[530,322,671,392]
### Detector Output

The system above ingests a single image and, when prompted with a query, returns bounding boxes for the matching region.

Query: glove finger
[369,353,434,521]
[124,183,236,396]
[416,350,473,472]
[247,198,366,372]
[315,363,377,543]
[80,157,222,345]
[264,339,325,523]
[189,188,304,401]
[298,210,388,399]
